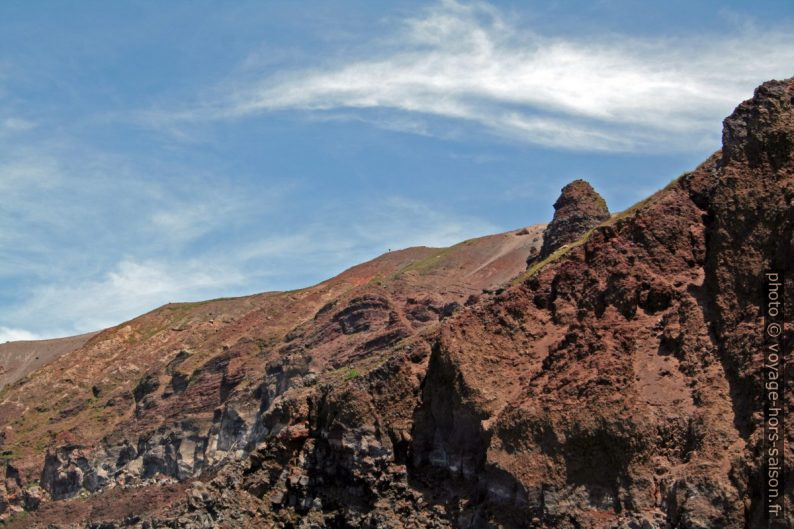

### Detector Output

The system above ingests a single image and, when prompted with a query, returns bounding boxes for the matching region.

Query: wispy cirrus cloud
[0,65,497,337]
[167,0,794,152]
[8,259,248,335]
[1,117,36,133]
[3,195,494,338]
[1,144,494,338]
[0,145,257,336]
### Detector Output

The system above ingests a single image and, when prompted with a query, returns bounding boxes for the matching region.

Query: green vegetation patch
[343,368,361,381]
[514,227,597,284]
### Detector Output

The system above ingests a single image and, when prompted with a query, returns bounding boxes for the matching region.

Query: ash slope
[4,77,794,529]
[0,333,98,390]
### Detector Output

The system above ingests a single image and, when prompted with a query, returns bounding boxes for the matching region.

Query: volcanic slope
[0,224,545,525]
[0,332,98,390]
[4,77,794,529]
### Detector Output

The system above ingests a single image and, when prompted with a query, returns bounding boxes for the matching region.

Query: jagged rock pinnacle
[530,179,610,264]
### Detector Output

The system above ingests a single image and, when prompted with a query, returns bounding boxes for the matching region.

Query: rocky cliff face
[2,78,792,529]
[0,226,546,527]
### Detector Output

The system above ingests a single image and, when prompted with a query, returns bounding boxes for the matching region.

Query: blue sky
[1,0,792,340]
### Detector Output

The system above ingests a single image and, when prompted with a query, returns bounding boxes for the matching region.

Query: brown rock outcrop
[413,78,793,529]
[530,179,610,264]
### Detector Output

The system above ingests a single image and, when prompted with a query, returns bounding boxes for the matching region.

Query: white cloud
[2,185,495,336]
[2,117,36,132]
[180,0,794,152]
[0,327,42,343]
[0,146,273,335]
[0,156,62,194]
[10,259,248,334]
[149,197,250,245]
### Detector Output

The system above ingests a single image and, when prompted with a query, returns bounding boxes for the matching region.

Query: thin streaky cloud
[8,259,249,337]
[0,327,42,343]
[2,184,495,338]
[167,0,794,152]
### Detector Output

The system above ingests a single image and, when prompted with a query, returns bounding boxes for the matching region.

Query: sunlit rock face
[531,179,611,265]
[2,78,793,528]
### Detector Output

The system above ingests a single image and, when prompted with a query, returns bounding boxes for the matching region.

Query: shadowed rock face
[532,179,611,264]
[2,79,793,529]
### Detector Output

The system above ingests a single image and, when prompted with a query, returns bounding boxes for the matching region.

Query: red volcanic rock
[2,79,793,529]
[531,179,610,263]
[0,225,545,527]
[416,78,793,529]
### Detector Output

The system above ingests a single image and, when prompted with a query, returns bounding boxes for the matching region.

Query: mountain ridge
[2,77,792,529]
[0,224,547,526]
